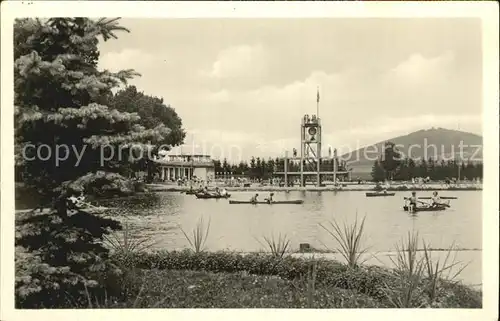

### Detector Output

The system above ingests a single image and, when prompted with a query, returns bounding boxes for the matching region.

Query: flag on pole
[316,87,320,103]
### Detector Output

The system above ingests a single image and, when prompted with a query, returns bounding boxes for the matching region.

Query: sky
[97,18,483,162]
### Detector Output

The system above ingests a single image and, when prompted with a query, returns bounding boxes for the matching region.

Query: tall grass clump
[290,259,318,307]
[258,233,291,258]
[422,241,470,303]
[180,217,211,253]
[319,213,368,268]
[383,231,425,308]
[104,222,157,256]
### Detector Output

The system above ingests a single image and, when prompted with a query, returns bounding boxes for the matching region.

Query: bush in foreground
[110,269,381,308]
[112,250,481,308]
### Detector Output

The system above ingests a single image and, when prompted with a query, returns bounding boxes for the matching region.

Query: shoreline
[146,183,482,193]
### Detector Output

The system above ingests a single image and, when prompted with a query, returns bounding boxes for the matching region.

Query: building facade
[153,153,215,182]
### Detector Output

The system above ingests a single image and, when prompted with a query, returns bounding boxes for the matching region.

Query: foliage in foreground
[13,17,181,308]
[319,214,369,268]
[107,268,380,308]
[15,210,123,308]
[113,250,481,308]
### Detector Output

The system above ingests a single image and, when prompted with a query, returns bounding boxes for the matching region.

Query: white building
[153,151,215,182]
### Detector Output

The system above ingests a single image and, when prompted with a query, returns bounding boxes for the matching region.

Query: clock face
[308,127,317,136]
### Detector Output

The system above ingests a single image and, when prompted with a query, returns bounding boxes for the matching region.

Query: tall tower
[300,113,322,187]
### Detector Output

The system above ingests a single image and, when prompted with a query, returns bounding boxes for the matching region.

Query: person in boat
[430,191,441,208]
[264,192,274,204]
[408,191,418,212]
[215,187,220,196]
[221,187,228,196]
[250,193,259,203]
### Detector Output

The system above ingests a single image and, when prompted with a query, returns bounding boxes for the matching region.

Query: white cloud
[385,51,455,85]
[98,48,158,73]
[97,43,479,163]
[205,44,269,79]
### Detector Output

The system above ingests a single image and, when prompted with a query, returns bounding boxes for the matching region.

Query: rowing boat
[195,193,231,199]
[183,190,203,195]
[366,192,396,197]
[403,205,447,212]
[229,200,304,205]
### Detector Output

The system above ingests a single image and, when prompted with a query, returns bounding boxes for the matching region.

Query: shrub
[15,210,123,308]
[114,250,390,297]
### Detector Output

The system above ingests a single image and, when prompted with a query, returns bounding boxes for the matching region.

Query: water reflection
[98,190,482,285]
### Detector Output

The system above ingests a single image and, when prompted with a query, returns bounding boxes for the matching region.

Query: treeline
[371,142,483,182]
[215,157,348,180]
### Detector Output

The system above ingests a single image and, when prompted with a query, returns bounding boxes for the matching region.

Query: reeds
[258,233,291,258]
[422,241,470,302]
[103,222,157,256]
[383,232,469,307]
[83,282,167,308]
[180,217,211,253]
[290,259,318,308]
[384,231,425,308]
[306,261,318,307]
[319,213,368,268]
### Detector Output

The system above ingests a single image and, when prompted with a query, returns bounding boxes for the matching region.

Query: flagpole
[316,86,320,118]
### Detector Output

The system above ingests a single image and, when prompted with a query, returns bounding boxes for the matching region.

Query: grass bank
[107,250,481,308]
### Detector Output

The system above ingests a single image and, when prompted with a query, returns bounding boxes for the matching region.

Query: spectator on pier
[264,193,274,204]
[250,193,259,203]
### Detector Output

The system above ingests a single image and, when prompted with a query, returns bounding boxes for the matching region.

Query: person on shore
[264,192,274,204]
[431,191,441,207]
[408,191,417,212]
[250,193,259,203]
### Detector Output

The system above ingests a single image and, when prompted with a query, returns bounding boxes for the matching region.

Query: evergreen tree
[408,158,416,180]
[14,18,171,307]
[267,158,275,175]
[381,142,401,180]
[222,158,230,173]
[371,160,385,182]
[110,86,185,181]
[256,157,262,179]
[250,157,256,179]
[427,157,436,180]
[213,159,222,175]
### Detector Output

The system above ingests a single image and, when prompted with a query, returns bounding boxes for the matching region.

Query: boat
[195,193,231,199]
[229,200,304,205]
[183,189,203,195]
[365,192,396,197]
[403,204,448,212]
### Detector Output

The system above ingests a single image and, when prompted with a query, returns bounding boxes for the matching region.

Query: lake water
[99,190,482,287]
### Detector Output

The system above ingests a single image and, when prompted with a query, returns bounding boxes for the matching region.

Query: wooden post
[300,120,305,187]
[284,150,288,187]
[317,118,321,187]
[333,149,338,184]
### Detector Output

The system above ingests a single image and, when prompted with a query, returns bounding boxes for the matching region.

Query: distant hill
[342,128,483,178]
